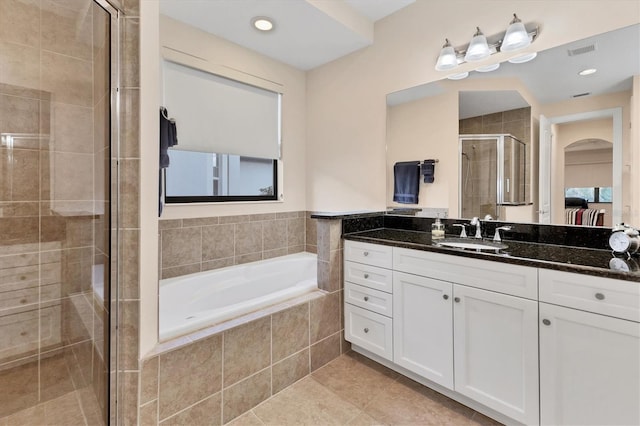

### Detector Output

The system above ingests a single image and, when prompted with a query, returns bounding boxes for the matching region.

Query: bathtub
[159,252,318,340]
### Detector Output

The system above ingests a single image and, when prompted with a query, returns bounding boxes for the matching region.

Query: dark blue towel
[160,107,178,168]
[393,161,420,204]
[421,159,436,183]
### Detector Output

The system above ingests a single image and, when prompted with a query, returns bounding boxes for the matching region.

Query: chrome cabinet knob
[364,328,369,333]
[542,319,551,326]
[443,294,449,300]
[595,292,605,300]
[364,296,369,301]
[364,273,369,279]
[454,297,460,303]
[363,251,369,257]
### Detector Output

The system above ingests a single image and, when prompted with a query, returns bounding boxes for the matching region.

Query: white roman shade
[162,59,281,159]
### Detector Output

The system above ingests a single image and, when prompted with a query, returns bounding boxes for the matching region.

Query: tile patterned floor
[228,351,503,426]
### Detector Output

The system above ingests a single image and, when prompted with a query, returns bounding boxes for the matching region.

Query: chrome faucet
[470,217,482,239]
[452,224,467,238]
[493,226,512,242]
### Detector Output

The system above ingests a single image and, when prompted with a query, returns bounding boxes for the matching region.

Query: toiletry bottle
[432,216,445,240]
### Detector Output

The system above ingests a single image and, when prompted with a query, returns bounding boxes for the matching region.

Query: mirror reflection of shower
[459,135,526,220]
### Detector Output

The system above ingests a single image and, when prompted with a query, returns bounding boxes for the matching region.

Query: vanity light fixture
[435,39,458,71]
[252,16,275,32]
[434,13,538,71]
[476,63,500,72]
[508,52,537,64]
[500,14,531,52]
[447,72,469,80]
[464,27,491,62]
[579,68,597,76]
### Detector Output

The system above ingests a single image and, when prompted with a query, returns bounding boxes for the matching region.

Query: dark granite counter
[344,228,640,282]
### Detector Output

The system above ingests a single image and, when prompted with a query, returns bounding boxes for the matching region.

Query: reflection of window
[565,187,612,203]
[165,150,277,203]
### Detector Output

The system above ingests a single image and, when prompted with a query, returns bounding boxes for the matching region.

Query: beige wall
[306,0,640,212]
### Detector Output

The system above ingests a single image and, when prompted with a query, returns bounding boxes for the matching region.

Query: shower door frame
[93,0,122,424]
[458,134,525,220]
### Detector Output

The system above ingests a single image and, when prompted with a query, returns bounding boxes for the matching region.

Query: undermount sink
[435,238,507,252]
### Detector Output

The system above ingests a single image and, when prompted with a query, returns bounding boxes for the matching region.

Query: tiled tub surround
[138,290,347,425]
[137,213,346,424]
[158,211,308,279]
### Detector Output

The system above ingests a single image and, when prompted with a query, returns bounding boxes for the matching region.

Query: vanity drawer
[393,247,538,300]
[345,304,393,361]
[344,261,393,293]
[539,269,640,322]
[344,241,392,269]
[345,282,393,317]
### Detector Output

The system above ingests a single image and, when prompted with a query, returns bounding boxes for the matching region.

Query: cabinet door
[393,271,453,389]
[540,302,640,426]
[453,285,539,425]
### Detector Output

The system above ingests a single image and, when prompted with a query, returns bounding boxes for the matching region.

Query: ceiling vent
[567,43,597,56]
[572,92,591,98]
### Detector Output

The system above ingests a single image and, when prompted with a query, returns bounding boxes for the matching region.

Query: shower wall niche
[459,134,527,219]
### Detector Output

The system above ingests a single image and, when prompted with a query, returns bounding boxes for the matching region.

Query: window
[565,187,612,203]
[161,56,282,203]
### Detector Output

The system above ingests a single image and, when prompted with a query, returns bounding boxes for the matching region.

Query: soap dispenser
[431,215,445,240]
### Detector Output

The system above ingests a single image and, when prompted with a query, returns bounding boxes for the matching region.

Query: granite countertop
[343,228,640,282]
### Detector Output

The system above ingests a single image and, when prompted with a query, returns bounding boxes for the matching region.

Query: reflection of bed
[565,208,605,226]
[564,197,604,226]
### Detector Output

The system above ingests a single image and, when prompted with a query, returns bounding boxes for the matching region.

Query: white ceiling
[159,0,415,70]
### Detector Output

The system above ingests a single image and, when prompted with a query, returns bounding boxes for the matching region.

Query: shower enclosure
[459,134,526,219]
[0,0,119,424]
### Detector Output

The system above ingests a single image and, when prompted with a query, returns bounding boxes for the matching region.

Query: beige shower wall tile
[222,369,271,424]
[120,159,140,228]
[161,227,202,269]
[0,148,40,202]
[263,219,287,251]
[0,94,40,135]
[272,303,309,362]
[41,51,92,107]
[159,334,222,420]
[121,18,139,88]
[235,222,262,255]
[121,88,140,158]
[140,356,159,405]
[160,393,221,426]
[272,349,310,395]
[183,217,219,227]
[161,263,200,279]
[234,252,262,265]
[287,217,305,247]
[223,317,271,387]
[0,41,40,90]
[202,224,235,261]
[310,333,341,372]
[0,0,40,47]
[118,300,139,371]
[140,401,158,426]
[122,229,140,299]
[50,102,93,153]
[310,292,341,344]
[41,0,93,60]
[48,151,93,201]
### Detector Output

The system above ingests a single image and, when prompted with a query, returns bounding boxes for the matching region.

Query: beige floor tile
[252,377,360,425]
[225,410,264,426]
[311,351,398,409]
[470,411,504,425]
[363,376,476,426]
[3,405,45,426]
[43,392,87,426]
[346,411,387,426]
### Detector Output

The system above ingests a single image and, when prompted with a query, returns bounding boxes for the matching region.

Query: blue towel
[421,159,436,183]
[160,107,178,168]
[393,161,420,204]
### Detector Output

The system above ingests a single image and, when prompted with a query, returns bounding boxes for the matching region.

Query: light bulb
[435,39,459,71]
[501,14,530,52]
[464,27,490,62]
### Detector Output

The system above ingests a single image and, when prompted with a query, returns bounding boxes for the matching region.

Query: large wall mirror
[386,23,639,226]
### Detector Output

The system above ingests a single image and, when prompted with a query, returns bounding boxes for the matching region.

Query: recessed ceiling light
[476,63,500,73]
[252,17,274,32]
[579,68,597,76]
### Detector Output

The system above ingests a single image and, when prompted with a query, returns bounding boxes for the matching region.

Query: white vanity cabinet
[344,241,393,361]
[393,247,539,425]
[539,269,640,426]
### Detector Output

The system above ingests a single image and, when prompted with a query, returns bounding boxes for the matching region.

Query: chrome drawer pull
[364,328,369,333]
[542,319,551,326]
[363,251,369,257]
[443,294,449,300]
[595,292,605,300]
[364,273,369,279]
[364,296,369,301]
[454,297,460,303]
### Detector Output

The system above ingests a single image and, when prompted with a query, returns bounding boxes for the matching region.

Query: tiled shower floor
[0,389,102,426]
[228,351,502,426]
